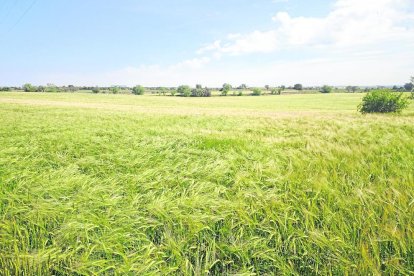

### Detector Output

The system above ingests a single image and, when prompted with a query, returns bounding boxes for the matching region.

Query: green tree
[221,83,231,96]
[132,85,145,95]
[293,84,303,90]
[177,85,191,97]
[404,82,413,92]
[320,85,333,93]
[252,88,262,96]
[23,83,37,92]
[159,87,168,96]
[271,88,281,95]
[110,87,120,94]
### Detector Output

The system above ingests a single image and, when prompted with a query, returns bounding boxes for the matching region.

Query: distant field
[0,92,413,274]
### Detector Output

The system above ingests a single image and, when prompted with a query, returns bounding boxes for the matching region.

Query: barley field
[0,92,413,275]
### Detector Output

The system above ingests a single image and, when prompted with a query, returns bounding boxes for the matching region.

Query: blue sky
[0,0,413,87]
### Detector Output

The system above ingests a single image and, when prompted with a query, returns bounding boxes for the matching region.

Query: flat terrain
[1,92,413,274]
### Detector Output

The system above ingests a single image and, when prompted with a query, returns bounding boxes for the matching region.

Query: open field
[1,92,414,274]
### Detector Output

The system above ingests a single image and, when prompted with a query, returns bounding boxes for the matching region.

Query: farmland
[0,92,414,274]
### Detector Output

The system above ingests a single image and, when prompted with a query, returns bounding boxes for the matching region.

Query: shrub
[110,87,120,94]
[237,91,243,96]
[159,87,168,96]
[271,88,281,95]
[221,83,231,96]
[404,82,413,92]
[358,89,409,114]
[293,84,303,90]
[320,85,332,93]
[170,89,177,96]
[191,87,211,97]
[252,88,262,96]
[132,85,145,95]
[177,85,191,97]
[23,83,37,92]
[92,87,100,94]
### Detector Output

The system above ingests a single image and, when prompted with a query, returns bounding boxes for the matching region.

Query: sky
[0,0,413,87]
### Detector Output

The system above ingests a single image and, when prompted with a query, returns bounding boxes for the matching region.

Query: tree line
[1,78,413,97]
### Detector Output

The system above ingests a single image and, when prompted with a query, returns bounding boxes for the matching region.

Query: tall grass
[0,93,413,274]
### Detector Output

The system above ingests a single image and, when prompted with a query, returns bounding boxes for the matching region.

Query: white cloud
[200,0,414,55]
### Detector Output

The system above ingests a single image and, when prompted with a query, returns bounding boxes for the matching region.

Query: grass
[0,92,413,275]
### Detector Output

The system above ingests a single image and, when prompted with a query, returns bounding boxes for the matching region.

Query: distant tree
[37,86,45,92]
[159,87,168,96]
[23,83,37,92]
[177,85,191,97]
[196,84,202,89]
[110,87,120,94]
[404,82,414,92]
[92,87,100,93]
[320,85,333,93]
[132,85,145,95]
[0,87,11,91]
[264,85,270,91]
[67,85,77,92]
[293,84,303,90]
[252,88,262,96]
[271,88,281,95]
[170,88,177,96]
[221,83,232,96]
[45,83,59,92]
[238,84,247,89]
[202,87,212,97]
[191,87,203,97]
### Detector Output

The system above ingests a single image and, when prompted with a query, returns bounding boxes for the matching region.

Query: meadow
[0,92,413,275]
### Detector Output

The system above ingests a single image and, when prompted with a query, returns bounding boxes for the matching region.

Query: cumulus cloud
[199,0,414,55]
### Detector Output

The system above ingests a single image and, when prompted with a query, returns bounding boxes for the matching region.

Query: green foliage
[221,83,232,96]
[251,88,262,96]
[177,85,191,97]
[158,87,168,96]
[170,89,177,96]
[346,86,358,93]
[404,82,413,92]
[110,87,120,94]
[191,87,211,97]
[45,84,59,93]
[358,89,409,113]
[92,87,100,93]
[320,85,333,93]
[0,87,11,91]
[23,83,37,92]
[132,85,145,95]
[271,88,281,95]
[293,83,303,90]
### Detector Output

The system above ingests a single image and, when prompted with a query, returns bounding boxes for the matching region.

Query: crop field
[0,92,414,275]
